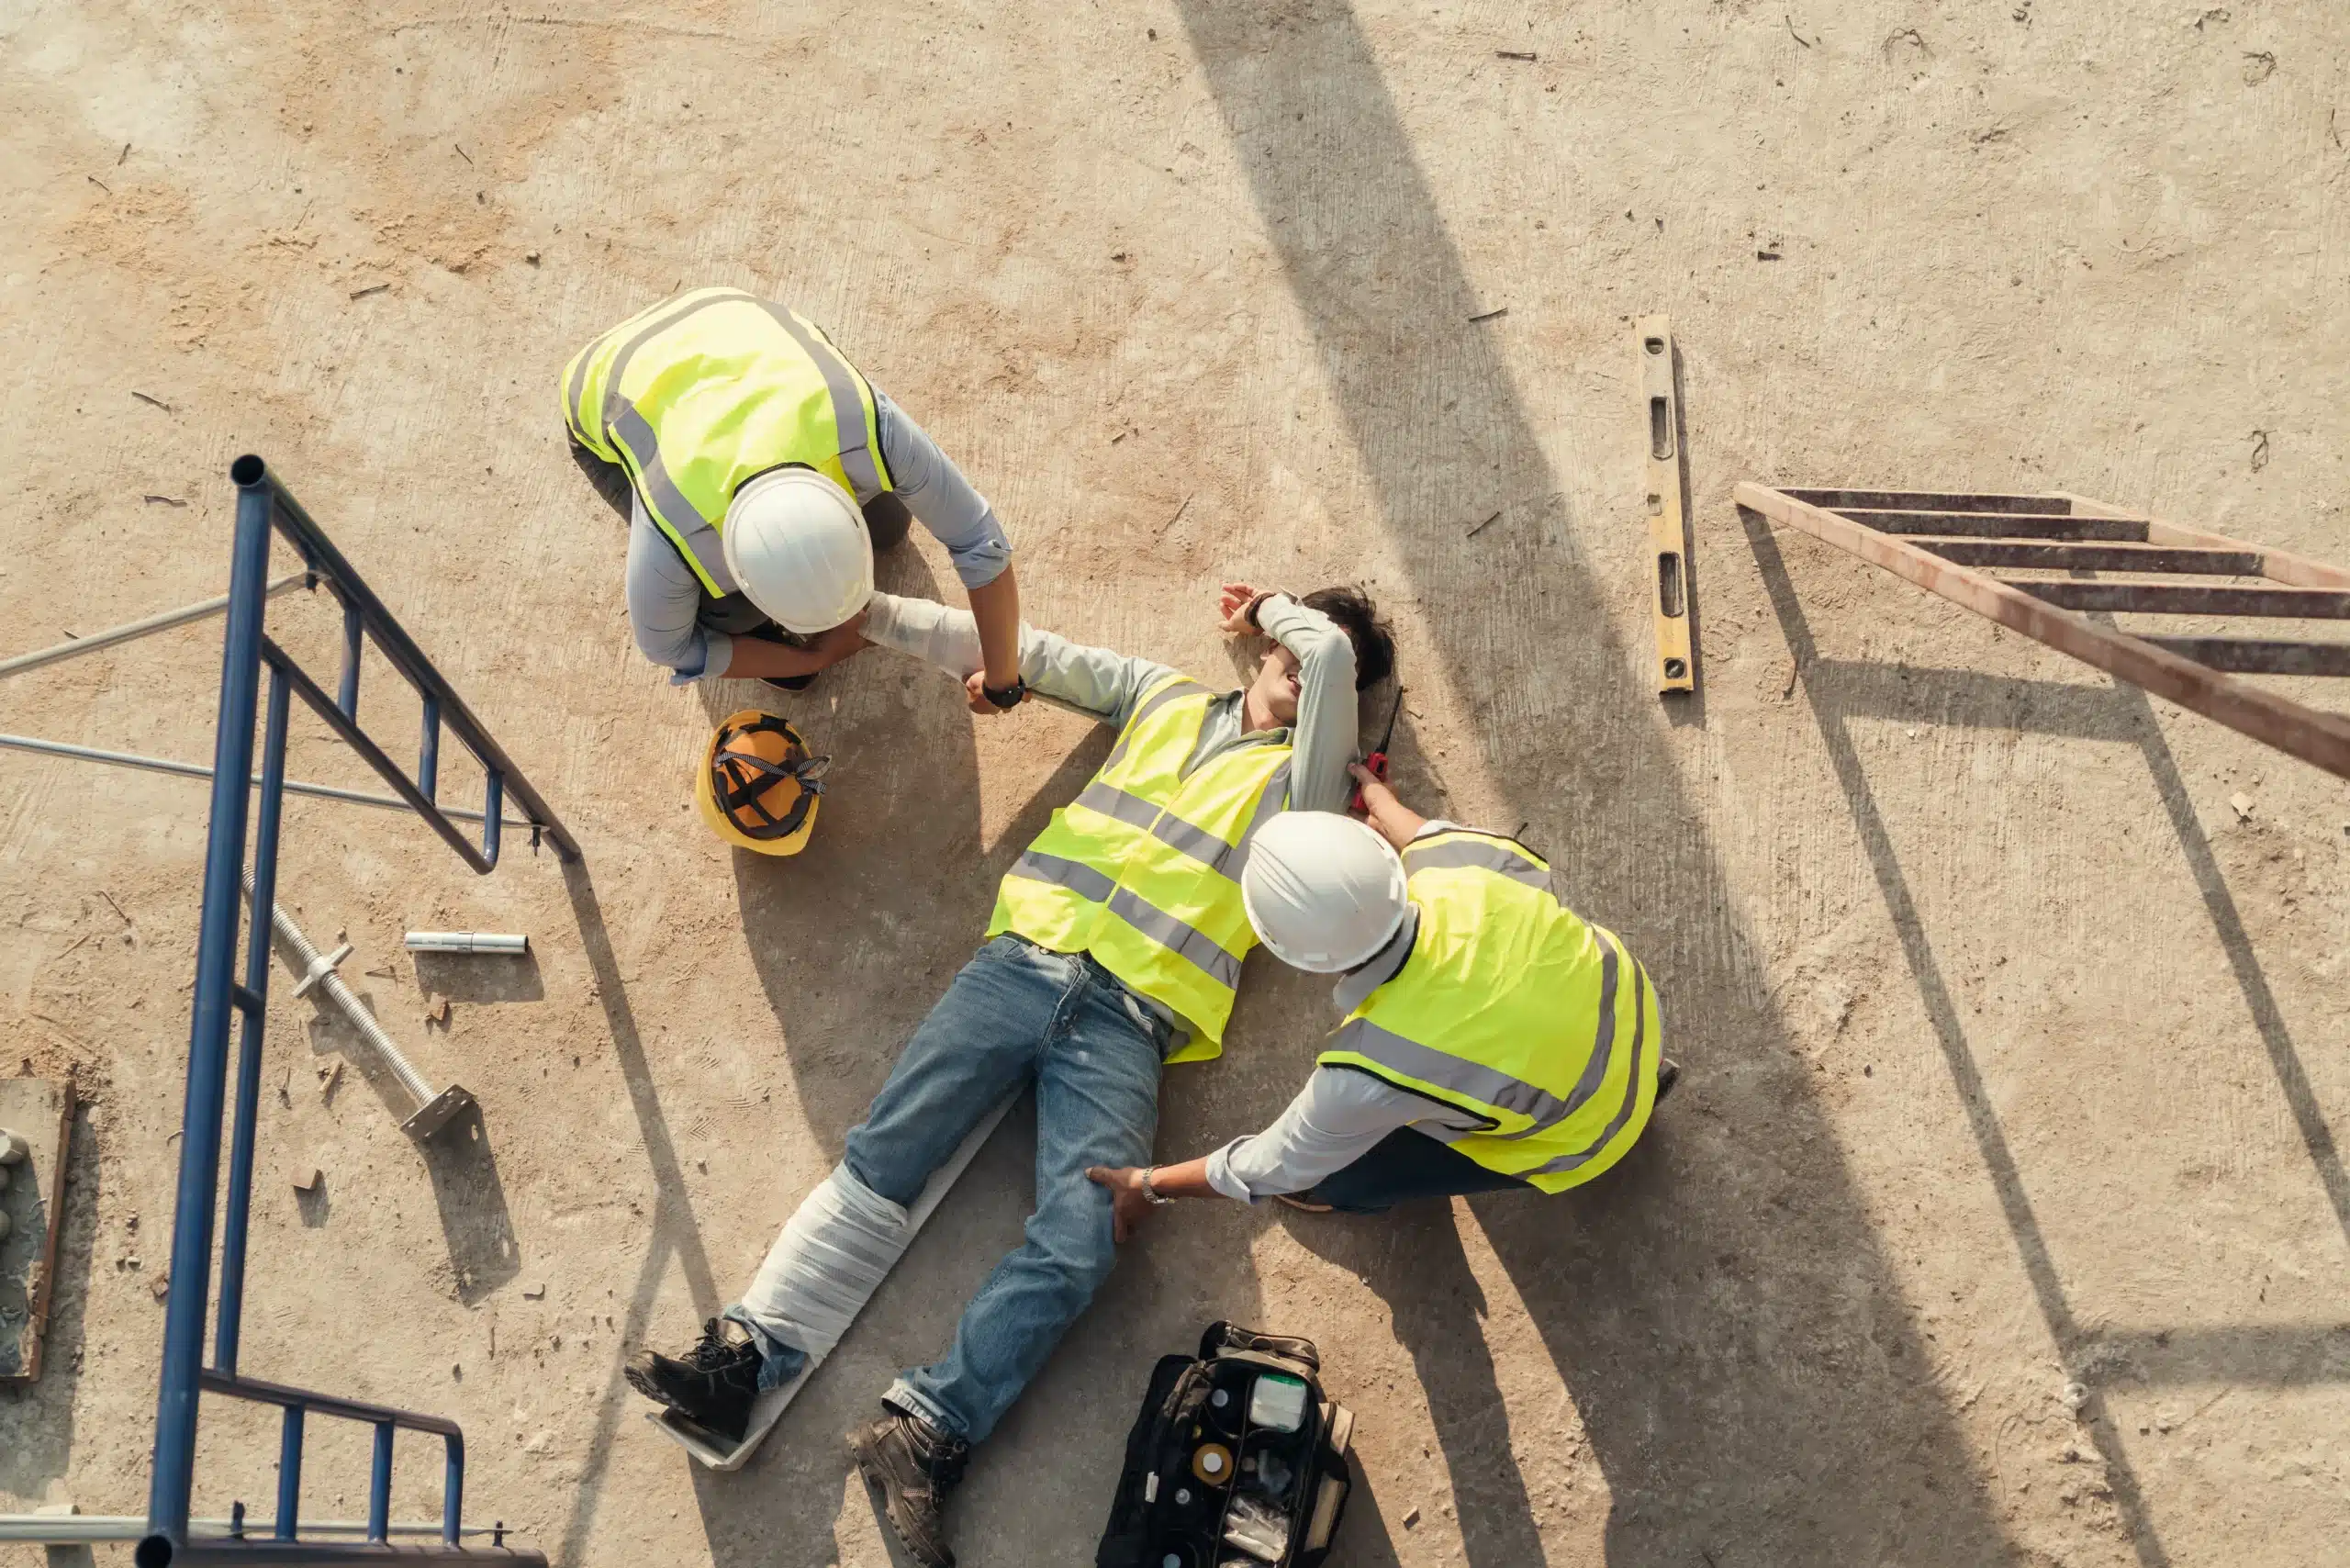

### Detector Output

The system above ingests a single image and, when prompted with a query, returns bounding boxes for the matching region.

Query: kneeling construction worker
[1088,764,1675,1222]
[623,582,1393,1567]
[563,287,1025,711]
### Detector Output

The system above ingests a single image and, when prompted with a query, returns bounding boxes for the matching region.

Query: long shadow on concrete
[1175,4,2040,1563]
[1747,513,2350,1443]
[554,857,724,1566]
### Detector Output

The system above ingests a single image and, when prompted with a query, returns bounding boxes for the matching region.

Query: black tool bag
[1096,1322,1356,1568]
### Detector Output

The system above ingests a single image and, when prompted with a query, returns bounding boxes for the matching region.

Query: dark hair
[1302,586,1395,692]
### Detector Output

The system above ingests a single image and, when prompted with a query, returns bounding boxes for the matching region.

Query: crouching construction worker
[622,581,1393,1568]
[563,286,1026,711]
[1088,766,1677,1223]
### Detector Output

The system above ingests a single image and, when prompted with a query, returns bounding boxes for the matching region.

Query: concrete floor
[3,1,2347,1563]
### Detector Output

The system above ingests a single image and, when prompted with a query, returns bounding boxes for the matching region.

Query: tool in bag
[1096,1322,1356,1568]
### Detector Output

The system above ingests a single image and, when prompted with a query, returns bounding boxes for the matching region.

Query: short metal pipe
[0,734,538,830]
[0,572,308,680]
[404,933,528,956]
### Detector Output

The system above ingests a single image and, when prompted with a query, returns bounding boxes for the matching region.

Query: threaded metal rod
[241,871,433,1105]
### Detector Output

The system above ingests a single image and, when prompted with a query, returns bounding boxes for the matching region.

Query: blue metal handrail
[141,457,564,1567]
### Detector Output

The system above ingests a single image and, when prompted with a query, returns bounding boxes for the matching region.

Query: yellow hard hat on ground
[696,710,831,856]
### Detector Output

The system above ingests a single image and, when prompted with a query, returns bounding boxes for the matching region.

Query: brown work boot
[849,1406,968,1568]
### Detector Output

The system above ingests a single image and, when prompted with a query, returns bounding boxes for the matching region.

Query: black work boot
[1656,1058,1683,1105]
[623,1317,762,1441]
[849,1406,969,1568]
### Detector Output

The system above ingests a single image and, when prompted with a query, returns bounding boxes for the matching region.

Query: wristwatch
[981,676,1027,710]
[1138,1167,1174,1206]
[1243,592,1276,632]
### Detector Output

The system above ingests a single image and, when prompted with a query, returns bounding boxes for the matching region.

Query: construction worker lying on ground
[1086,765,1677,1224]
[624,581,1394,1568]
[563,286,1026,712]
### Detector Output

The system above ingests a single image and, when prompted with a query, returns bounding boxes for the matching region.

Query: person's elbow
[952,536,1013,592]
[1294,625,1356,697]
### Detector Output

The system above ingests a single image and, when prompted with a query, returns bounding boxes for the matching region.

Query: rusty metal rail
[1734,485,2350,780]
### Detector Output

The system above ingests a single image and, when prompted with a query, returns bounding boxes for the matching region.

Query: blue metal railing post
[367,1425,393,1544]
[141,456,555,1567]
[441,1434,464,1547]
[146,468,276,1549]
[274,1406,304,1541]
[214,669,290,1378]
[419,694,442,801]
[337,600,363,721]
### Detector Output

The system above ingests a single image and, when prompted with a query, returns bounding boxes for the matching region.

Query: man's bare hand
[1084,1165,1157,1243]
[964,668,1028,717]
[1216,581,1266,636]
[1348,760,1423,850]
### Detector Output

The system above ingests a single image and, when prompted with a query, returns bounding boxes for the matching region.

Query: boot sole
[848,1428,955,1568]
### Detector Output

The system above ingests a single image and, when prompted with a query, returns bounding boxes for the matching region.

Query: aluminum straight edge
[1736,483,2350,780]
[0,734,537,829]
[236,457,579,861]
[0,572,310,680]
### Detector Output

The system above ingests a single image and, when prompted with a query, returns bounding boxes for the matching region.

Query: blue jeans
[728,935,1170,1444]
[1303,1126,1534,1214]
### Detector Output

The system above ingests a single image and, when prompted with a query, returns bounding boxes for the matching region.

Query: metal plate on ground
[1,1077,75,1382]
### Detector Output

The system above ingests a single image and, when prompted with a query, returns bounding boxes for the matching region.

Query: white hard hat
[721,467,873,633]
[1242,812,1408,974]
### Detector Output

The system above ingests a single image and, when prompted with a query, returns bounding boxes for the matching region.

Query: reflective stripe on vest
[1318,830,1662,1193]
[560,288,892,596]
[988,675,1291,1057]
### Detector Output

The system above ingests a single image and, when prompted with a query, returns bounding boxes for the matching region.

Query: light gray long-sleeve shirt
[1202,821,1503,1202]
[861,589,1359,813]
[627,387,1012,684]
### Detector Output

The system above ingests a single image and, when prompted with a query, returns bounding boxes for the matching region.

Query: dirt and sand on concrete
[4,1,2347,1563]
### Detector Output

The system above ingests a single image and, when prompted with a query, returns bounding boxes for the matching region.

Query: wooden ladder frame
[1734,484,2350,779]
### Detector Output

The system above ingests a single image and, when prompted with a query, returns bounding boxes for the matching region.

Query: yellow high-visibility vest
[1318,830,1662,1193]
[561,287,893,597]
[990,674,1292,1058]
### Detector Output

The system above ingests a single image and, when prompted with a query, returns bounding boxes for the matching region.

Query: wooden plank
[1781,488,2071,514]
[1,1077,75,1383]
[2139,637,2350,677]
[1736,483,2350,780]
[2054,492,2350,591]
[1916,538,2265,575]
[1836,510,2149,542]
[2008,581,2350,618]
[1636,317,1695,694]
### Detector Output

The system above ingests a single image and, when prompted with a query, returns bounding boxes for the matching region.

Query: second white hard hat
[721,467,874,633]
[1242,812,1409,974]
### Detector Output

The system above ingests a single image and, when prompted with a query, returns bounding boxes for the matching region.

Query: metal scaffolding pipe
[0,573,311,680]
[0,734,534,830]
[241,870,473,1137]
